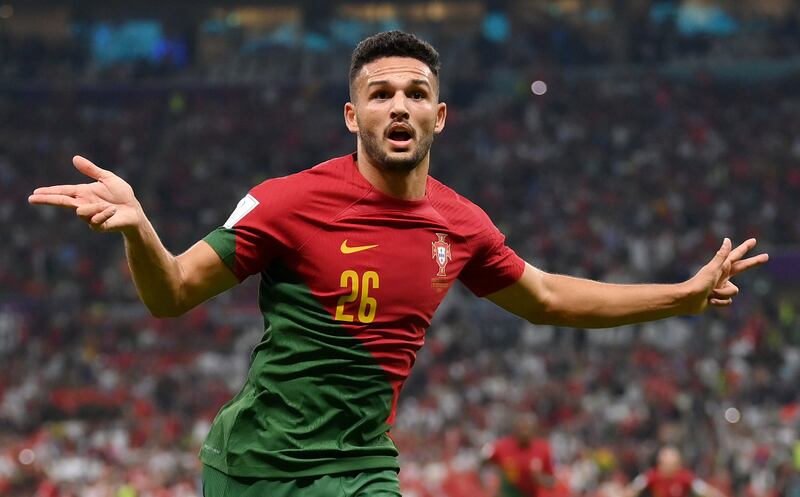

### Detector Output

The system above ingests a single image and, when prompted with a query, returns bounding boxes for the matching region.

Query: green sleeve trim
[203,228,237,275]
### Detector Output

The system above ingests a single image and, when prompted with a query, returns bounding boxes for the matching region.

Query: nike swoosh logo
[340,240,379,254]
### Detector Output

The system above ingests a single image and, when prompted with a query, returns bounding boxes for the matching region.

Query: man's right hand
[28,155,143,235]
[28,155,238,317]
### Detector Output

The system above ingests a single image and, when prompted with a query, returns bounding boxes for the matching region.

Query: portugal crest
[431,233,452,277]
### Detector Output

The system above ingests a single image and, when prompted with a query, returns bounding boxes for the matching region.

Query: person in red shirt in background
[625,446,727,497]
[482,413,555,497]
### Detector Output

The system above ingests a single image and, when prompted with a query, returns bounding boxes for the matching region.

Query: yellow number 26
[334,270,379,323]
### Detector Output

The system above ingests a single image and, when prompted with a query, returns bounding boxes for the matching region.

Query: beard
[358,124,435,172]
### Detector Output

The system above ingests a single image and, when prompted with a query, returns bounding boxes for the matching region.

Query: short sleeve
[458,222,525,297]
[481,440,501,463]
[203,179,296,281]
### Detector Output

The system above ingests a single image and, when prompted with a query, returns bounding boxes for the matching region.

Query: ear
[344,102,358,133]
[434,102,447,134]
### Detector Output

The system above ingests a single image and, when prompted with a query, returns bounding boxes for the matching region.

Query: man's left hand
[682,238,768,314]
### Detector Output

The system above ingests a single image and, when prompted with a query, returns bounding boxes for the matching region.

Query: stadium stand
[1,2,799,496]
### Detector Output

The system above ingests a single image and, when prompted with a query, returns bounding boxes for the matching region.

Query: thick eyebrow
[367,79,432,89]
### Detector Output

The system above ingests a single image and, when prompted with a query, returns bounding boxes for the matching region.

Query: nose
[389,92,410,120]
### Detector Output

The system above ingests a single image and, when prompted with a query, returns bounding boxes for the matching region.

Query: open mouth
[387,128,413,147]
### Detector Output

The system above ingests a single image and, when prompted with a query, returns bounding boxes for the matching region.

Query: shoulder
[488,436,511,453]
[481,436,513,461]
[427,177,496,235]
[251,155,355,197]
[247,154,365,214]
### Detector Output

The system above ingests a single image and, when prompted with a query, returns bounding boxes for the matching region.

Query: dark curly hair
[349,31,440,95]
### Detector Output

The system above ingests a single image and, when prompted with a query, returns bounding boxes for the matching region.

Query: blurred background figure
[625,446,726,497]
[482,413,555,497]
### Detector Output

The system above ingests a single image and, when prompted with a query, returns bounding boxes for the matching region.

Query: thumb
[73,155,111,181]
[710,238,732,267]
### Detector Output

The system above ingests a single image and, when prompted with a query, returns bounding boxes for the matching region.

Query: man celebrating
[29,31,767,496]
[625,446,727,497]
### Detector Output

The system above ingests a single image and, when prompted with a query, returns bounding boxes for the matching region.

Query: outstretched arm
[28,156,238,317]
[624,474,649,497]
[692,479,727,497]
[487,238,768,328]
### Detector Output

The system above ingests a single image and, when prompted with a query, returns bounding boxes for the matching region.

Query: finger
[90,206,117,229]
[76,202,110,217]
[730,253,769,276]
[710,298,732,306]
[712,282,739,298]
[73,155,112,181]
[710,238,732,267]
[727,238,757,263]
[28,194,79,209]
[32,185,80,196]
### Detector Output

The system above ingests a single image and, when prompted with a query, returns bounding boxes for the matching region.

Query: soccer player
[625,446,727,497]
[28,31,767,497]
[482,413,555,497]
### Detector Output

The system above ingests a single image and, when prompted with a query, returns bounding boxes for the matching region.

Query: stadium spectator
[481,413,555,497]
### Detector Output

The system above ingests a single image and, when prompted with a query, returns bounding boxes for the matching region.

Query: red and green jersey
[486,437,554,497]
[199,153,525,478]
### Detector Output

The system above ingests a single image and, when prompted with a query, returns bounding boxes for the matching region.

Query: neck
[355,144,429,200]
[516,436,531,446]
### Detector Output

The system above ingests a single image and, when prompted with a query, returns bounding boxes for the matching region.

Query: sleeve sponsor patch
[223,194,259,229]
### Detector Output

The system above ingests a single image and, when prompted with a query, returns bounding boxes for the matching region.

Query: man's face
[345,56,447,172]
[513,414,537,444]
[657,447,682,476]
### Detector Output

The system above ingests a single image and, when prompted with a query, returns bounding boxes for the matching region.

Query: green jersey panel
[201,231,397,477]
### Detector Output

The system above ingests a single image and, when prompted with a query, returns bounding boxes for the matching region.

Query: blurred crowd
[2,7,800,497]
[4,1,800,84]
